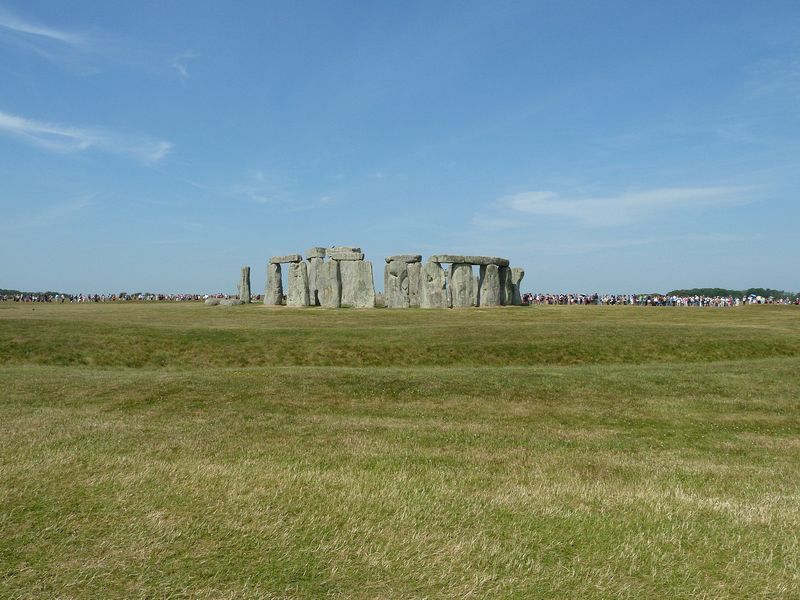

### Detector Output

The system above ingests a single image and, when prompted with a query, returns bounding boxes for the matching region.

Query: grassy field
[1,302,798,598]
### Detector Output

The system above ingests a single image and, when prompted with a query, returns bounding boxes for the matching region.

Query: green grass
[1,303,798,598]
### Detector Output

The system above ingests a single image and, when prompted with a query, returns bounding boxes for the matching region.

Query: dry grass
[0,303,798,598]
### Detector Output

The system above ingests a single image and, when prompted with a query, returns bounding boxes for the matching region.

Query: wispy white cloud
[171,50,198,80]
[489,186,748,227]
[0,5,83,45]
[0,109,171,163]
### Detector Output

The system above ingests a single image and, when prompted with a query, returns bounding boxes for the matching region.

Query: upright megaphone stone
[450,263,474,308]
[287,261,310,307]
[407,262,421,307]
[511,267,525,305]
[386,259,410,308]
[478,264,501,306]
[306,248,326,306]
[264,263,283,305]
[472,275,479,307]
[238,266,251,303]
[318,260,341,308]
[419,260,447,308]
[344,261,376,308]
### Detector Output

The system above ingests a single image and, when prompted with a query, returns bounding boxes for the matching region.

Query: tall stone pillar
[318,260,341,308]
[498,266,513,306]
[306,247,326,306]
[264,263,283,305]
[511,267,525,305]
[386,259,410,308]
[238,266,251,303]
[419,261,447,308]
[450,263,474,308]
[287,261,310,306]
[472,275,480,307]
[407,262,421,307]
[478,264,501,306]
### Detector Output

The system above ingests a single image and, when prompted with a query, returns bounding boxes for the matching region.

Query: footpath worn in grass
[1,303,798,598]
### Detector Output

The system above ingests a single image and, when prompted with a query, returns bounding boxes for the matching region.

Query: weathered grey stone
[339,260,375,308]
[269,254,302,264]
[407,262,421,307]
[204,297,221,306]
[450,263,475,308]
[220,298,244,306]
[264,263,283,305]
[306,256,324,306]
[386,259,410,308]
[306,247,326,259]
[473,275,480,307]
[383,263,389,300]
[238,266,251,303]
[384,254,422,264]
[511,267,525,306]
[478,264,501,306]
[419,261,447,308]
[329,251,365,261]
[318,260,341,308]
[326,246,361,256]
[429,254,510,267]
[499,266,513,306]
[286,261,310,307]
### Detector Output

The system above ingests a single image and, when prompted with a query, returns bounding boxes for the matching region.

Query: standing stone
[419,261,447,308]
[306,250,325,306]
[238,266,251,303]
[450,263,474,308]
[511,267,525,306]
[383,263,389,301]
[264,263,283,305]
[338,260,375,308]
[318,260,341,308]
[498,266,513,305]
[286,261,310,307]
[407,262,421,307]
[472,275,480,307]
[386,259,410,308]
[478,264,501,306]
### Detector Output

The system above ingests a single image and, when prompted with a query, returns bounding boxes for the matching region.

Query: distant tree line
[666,287,798,299]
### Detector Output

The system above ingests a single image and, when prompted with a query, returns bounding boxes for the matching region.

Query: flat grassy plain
[1,302,798,599]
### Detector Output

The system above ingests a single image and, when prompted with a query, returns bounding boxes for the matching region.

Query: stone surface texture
[473,275,480,307]
[499,266,513,306]
[478,264,501,306]
[286,261,310,306]
[318,260,341,308]
[339,260,375,308]
[306,257,324,306]
[269,254,302,264]
[220,298,244,306]
[407,262,421,307]
[429,255,510,267]
[384,254,422,263]
[264,263,283,305]
[511,267,525,306]
[419,261,447,308]
[238,266,251,303]
[305,247,326,259]
[386,259,410,308]
[204,297,221,306]
[329,251,365,261]
[327,246,361,256]
[450,263,475,308]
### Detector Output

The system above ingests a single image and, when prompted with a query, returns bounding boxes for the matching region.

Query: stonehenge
[245,248,523,309]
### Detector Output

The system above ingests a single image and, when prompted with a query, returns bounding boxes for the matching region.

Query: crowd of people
[3,291,797,306]
[522,293,799,306]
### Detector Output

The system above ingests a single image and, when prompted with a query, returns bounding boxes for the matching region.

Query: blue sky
[1,1,798,294]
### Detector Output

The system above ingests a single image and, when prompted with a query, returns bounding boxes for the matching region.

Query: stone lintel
[327,246,361,256]
[269,254,303,264]
[385,254,422,264]
[429,254,509,267]
[305,247,326,259]
[329,252,365,261]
